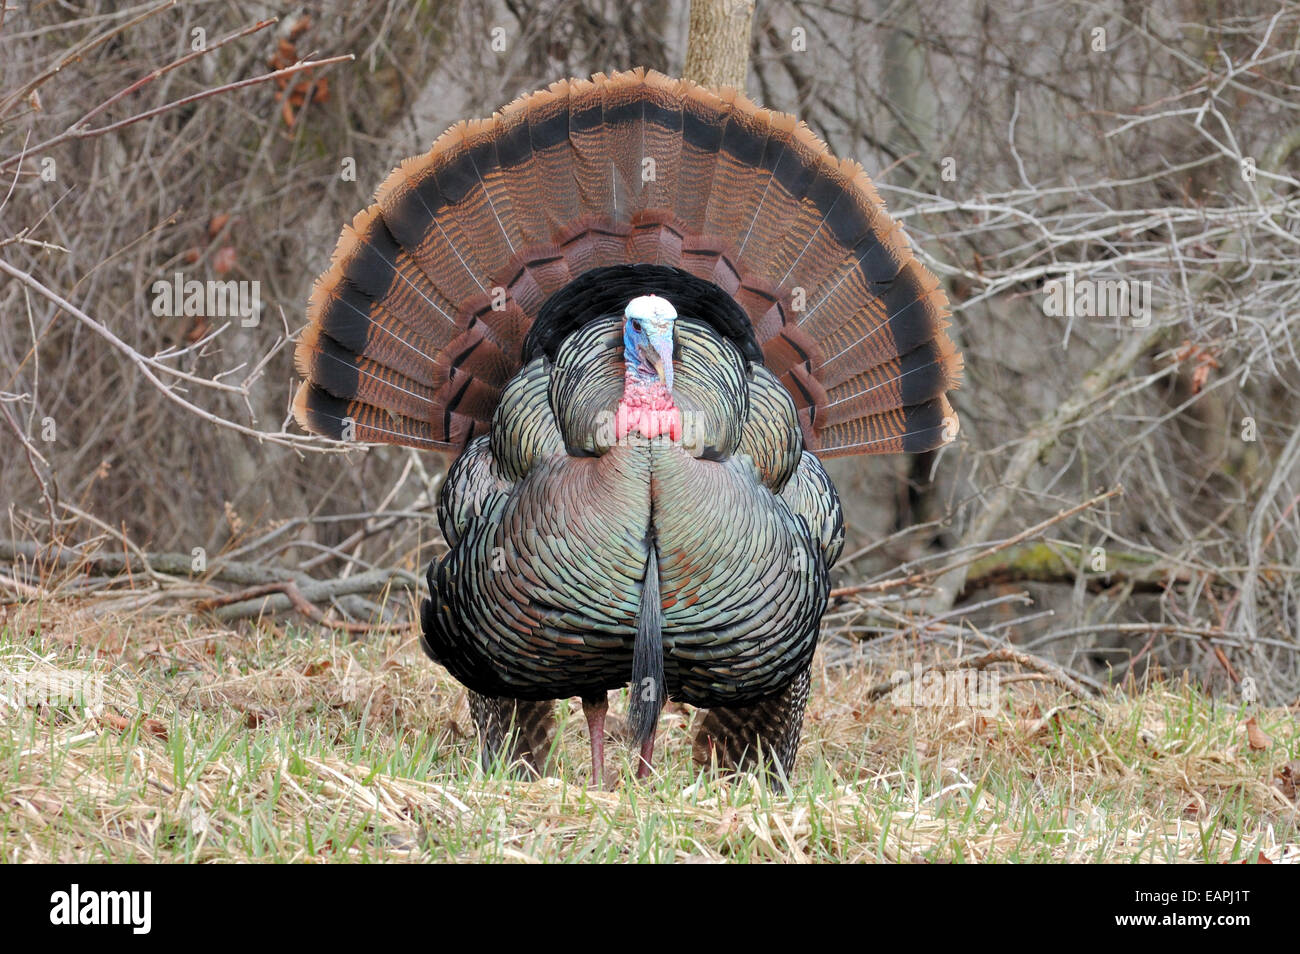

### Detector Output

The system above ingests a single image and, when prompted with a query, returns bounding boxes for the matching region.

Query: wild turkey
[293,69,961,782]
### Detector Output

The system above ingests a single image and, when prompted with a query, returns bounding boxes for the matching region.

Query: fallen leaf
[713,807,741,837]
[99,712,167,741]
[1016,704,1070,737]
[99,712,130,733]
[1245,716,1272,751]
[1275,760,1299,801]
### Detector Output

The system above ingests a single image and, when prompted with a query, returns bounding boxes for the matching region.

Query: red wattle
[616,374,680,443]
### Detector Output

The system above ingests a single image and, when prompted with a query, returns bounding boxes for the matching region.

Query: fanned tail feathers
[294,68,962,456]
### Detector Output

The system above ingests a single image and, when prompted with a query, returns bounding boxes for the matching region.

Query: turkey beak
[639,338,675,391]
[656,340,674,392]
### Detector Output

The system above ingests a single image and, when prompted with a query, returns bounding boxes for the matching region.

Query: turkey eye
[632,320,642,333]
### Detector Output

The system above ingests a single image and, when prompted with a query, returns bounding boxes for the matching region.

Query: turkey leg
[582,693,609,786]
[636,735,655,779]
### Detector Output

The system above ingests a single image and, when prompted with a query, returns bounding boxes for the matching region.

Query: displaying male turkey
[293,69,960,782]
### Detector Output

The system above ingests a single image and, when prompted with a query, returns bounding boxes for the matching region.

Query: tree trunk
[682,0,754,90]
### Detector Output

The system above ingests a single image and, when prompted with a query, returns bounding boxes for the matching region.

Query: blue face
[623,296,676,390]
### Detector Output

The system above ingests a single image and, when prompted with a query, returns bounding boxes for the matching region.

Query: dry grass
[1,598,1295,863]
